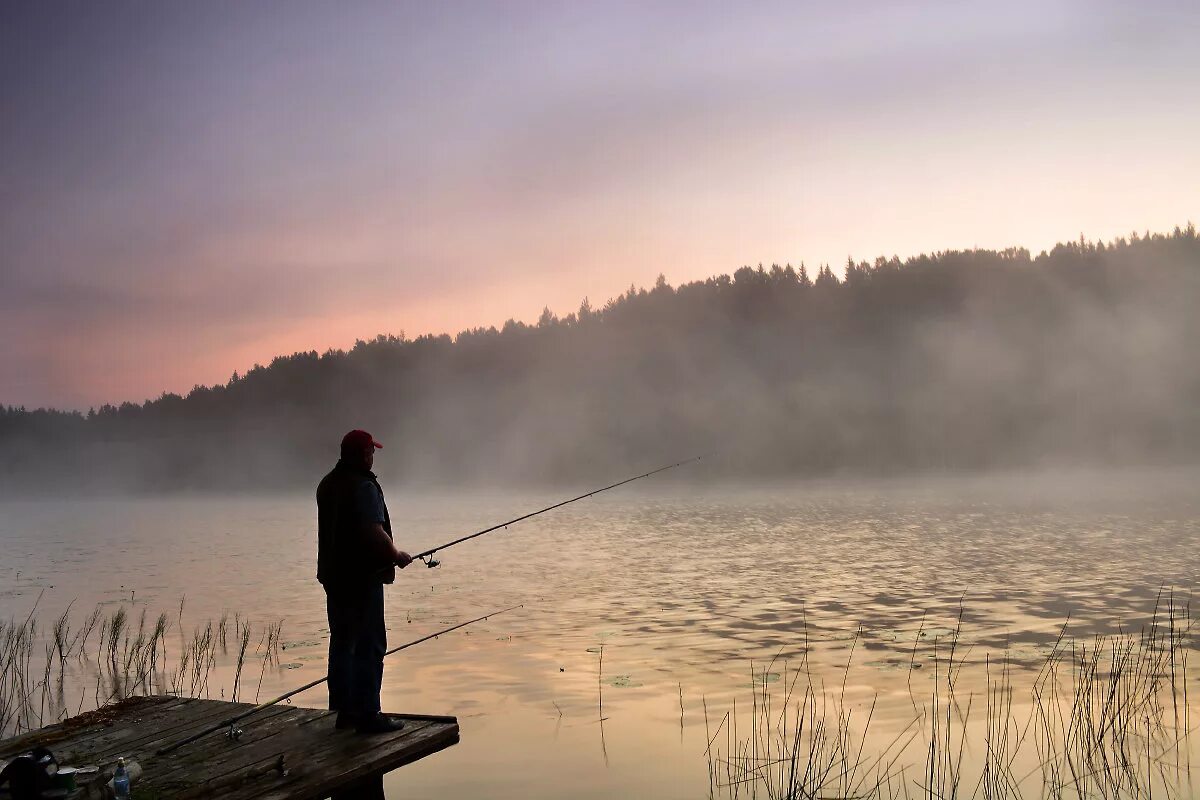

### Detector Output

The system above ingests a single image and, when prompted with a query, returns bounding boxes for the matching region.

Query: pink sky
[2,1,1198,410]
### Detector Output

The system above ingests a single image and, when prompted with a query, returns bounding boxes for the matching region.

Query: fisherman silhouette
[316,430,412,734]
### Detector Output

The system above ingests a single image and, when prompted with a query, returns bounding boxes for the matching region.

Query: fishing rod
[156,604,523,755]
[411,455,706,568]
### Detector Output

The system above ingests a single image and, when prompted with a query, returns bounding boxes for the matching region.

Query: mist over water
[2,229,1198,494]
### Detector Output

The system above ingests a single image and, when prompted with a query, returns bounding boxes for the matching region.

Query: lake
[2,469,1198,798]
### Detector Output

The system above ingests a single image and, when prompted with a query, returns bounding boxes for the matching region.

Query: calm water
[1,470,1198,798]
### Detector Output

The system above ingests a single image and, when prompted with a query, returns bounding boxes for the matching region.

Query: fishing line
[413,455,707,568]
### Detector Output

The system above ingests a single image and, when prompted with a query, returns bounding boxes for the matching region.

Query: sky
[2,1,1198,411]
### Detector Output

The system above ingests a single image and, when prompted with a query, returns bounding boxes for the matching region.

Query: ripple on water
[0,477,1197,799]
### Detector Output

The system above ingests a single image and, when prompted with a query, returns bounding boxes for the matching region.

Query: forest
[2,226,1197,492]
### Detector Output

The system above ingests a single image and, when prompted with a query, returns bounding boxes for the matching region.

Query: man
[317,429,413,734]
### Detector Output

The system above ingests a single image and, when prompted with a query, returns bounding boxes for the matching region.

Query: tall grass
[0,601,285,737]
[708,595,1196,799]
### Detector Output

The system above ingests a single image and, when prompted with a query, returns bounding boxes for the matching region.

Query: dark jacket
[316,460,396,585]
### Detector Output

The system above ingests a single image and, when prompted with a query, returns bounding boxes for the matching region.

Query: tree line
[2,225,1197,492]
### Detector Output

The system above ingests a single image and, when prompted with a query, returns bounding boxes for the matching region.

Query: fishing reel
[419,554,440,569]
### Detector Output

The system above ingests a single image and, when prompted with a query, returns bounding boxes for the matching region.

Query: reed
[0,600,288,737]
[230,620,251,702]
[77,606,102,658]
[597,643,605,721]
[51,606,71,671]
[709,596,1197,800]
[105,606,126,669]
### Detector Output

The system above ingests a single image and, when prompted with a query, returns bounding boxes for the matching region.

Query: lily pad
[920,627,958,639]
[745,671,782,688]
[607,675,642,688]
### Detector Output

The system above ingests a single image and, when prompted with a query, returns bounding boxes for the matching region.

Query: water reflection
[0,471,1196,798]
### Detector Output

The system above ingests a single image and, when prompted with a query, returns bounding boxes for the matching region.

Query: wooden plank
[64,698,247,762]
[177,720,445,800]
[253,720,458,800]
[0,696,180,759]
[170,752,295,800]
[147,707,328,789]
[0,697,459,800]
[154,718,449,800]
[115,701,300,760]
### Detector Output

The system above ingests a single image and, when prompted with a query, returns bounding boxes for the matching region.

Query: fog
[1,227,1197,495]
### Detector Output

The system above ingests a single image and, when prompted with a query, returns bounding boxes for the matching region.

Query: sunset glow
[3,1,1197,409]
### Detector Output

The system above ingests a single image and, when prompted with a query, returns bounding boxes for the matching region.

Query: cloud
[2,1,1198,408]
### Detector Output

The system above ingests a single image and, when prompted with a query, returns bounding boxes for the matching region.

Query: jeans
[325,581,386,717]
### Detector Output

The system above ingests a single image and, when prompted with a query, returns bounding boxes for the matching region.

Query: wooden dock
[0,695,458,799]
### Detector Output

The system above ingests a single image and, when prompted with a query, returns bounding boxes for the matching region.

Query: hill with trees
[2,226,1198,492]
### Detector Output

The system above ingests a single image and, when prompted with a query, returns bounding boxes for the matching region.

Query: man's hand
[365,522,412,570]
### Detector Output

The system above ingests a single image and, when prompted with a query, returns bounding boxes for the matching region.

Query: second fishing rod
[157,604,523,755]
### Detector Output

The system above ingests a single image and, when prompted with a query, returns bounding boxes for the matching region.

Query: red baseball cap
[341,429,383,452]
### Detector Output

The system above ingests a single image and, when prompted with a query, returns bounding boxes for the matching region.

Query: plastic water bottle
[113,757,131,799]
